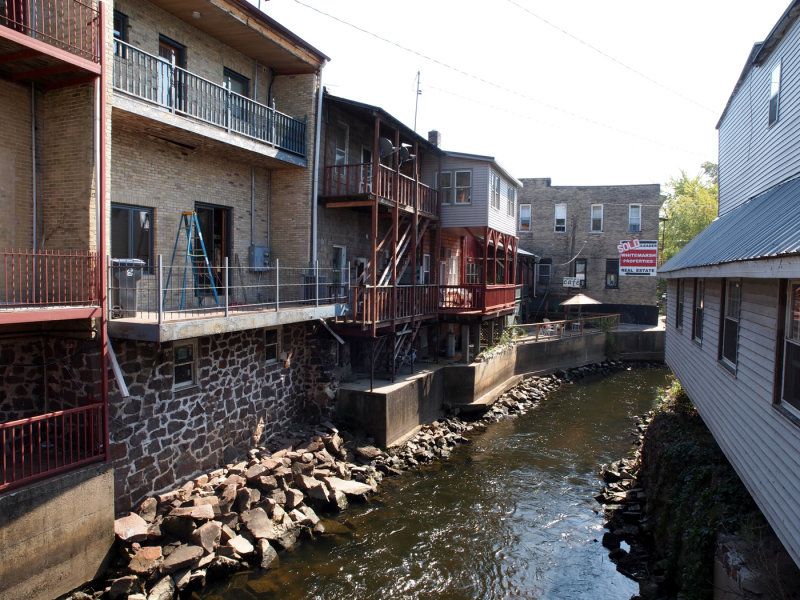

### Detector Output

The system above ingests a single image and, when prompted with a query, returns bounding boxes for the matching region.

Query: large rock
[161,544,204,573]
[228,535,255,556]
[257,539,279,569]
[285,488,304,510]
[128,546,164,577]
[115,512,149,543]
[241,508,278,540]
[108,575,140,600]
[207,555,243,579]
[191,521,222,553]
[136,497,159,523]
[354,445,382,461]
[324,476,374,499]
[169,504,215,520]
[147,575,175,600]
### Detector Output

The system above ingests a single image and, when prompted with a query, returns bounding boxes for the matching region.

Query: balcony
[345,284,438,327]
[107,257,345,342]
[0,0,101,86]
[321,163,439,218]
[439,283,518,315]
[1,401,105,493]
[0,249,100,324]
[113,40,307,159]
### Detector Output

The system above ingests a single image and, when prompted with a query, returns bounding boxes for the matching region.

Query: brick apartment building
[517,178,662,324]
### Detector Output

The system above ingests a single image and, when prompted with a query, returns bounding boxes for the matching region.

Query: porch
[0,0,101,87]
[439,283,518,315]
[342,283,438,328]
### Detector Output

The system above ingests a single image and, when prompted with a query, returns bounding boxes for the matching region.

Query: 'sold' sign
[617,239,658,276]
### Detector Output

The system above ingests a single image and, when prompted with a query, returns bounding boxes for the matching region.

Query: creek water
[197,366,671,600]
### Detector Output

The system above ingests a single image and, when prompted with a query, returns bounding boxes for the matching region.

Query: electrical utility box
[249,245,270,271]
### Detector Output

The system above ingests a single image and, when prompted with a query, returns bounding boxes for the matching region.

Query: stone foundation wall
[108,322,344,511]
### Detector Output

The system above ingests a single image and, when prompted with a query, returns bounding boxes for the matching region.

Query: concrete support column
[461,325,470,364]
[473,323,481,358]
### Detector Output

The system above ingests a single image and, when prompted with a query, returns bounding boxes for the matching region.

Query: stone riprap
[67,360,651,600]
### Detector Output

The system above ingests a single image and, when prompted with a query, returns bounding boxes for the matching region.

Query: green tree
[660,165,718,264]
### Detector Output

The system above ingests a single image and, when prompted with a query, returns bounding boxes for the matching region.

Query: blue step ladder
[163,211,221,310]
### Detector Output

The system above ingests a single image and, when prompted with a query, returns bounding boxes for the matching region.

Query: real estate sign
[617,239,658,276]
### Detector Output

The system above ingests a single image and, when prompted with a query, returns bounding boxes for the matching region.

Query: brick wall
[517,178,662,309]
[0,81,33,249]
[108,321,344,511]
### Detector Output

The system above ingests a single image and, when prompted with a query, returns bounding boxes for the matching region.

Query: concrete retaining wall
[0,464,115,600]
[338,330,664,446]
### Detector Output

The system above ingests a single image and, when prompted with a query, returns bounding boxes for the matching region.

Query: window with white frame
[591,204,603,232]
[265,328,280,363]
[465,261,479,284]
[519,204,531,232]
[454,171,472,205]
[507,186,516,217]
[439,171,453,205]
[769,60,782,126]
[173,340,197,389]
[490,172,501,210]
[605,259,618,288]
[781,281,800,413]
[721,280,741,368]
[419,254,431,284]
[575,258,587,288]
[537,261,551,285]
[554,204,566,233]
[629,204,642,232]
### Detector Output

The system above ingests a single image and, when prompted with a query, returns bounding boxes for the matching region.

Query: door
[332,245,346,299]
[195,204,231,295]
[158,36,186,109]
[361,147,373,192]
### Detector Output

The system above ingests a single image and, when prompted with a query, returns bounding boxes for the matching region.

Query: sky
[256,0,791,188]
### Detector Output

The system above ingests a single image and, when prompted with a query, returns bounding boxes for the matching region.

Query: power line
[503,0,717,114]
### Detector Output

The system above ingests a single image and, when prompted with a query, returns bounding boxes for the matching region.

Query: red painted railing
[348,284,438,325]
[1,402,105,492]
[439,284,517,312]
[1,249,98,308]
[484,284,517,311]
[1,0,101,62]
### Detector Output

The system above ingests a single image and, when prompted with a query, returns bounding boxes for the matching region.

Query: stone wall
[108,322,344,511]
[517,178,662,317]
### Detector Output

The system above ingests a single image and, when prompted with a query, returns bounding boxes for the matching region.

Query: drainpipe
[251,167,255,245]
[97,0,109,462]
[31,82,37,251]
[267,170,272,249]
[311,70,323,265]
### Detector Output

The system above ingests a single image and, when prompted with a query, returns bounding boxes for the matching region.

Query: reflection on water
[198,367,671,600]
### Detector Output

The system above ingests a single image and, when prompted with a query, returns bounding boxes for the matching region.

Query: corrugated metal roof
[659,176,800,273]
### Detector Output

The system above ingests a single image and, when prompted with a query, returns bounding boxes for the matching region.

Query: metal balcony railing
[112,41,307,157]
[1,402,106,492]
[1,249,98,309]
[0,0,100,62]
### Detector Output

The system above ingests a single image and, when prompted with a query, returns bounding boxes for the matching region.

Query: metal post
[225,80,231,132]
[224,256,229,317]
[170,53,176,113]
[275,258,280,311]
[315,260,319,307]
[157,254,164,325]
[347,262,351,307]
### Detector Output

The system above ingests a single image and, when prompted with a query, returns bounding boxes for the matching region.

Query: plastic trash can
[111,258,146,317]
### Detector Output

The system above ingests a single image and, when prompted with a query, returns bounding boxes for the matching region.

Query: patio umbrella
[559,293,601,318]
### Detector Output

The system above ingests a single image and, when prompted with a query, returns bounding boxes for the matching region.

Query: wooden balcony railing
[349,284,438,325]
[1,402,106,492]
[113,41,307,157]
[321,163,438,216]
[0,0,101,62]
[439,284,518,313]
[1,249,98,309]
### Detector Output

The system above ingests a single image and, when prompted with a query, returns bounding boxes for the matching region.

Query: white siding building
[661,0,800,568]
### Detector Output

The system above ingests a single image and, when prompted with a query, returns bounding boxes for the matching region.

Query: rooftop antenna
[414,71,421,132]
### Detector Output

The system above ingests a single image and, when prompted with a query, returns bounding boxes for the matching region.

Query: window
[490,172,501,210]
[454,171,472,205]
[265,328,280,363]
[721,280,741,367]
[439,171,453,205]
[769,61,781,126]
[111,204,153,270]
[605,259,619,288]
[465,261,480,284]
[692,279,704,343]
[173,340,197,389]
[224,67,249,97]
[333,123,348,165]
[537,259,552,285]
[591,204,603,232]
[554,204,566,233]
[629,204,642,232]
[781,282,800,413]
[419,254,431,285]
[519,204,532,232]
[675,279,685,329]
[507,187,516,218]
[575,258,587,288]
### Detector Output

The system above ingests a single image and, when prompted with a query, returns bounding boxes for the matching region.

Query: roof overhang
[146,0,328,74]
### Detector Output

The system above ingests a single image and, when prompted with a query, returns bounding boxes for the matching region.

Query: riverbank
[597,380,800,600]
[62,359,656,600]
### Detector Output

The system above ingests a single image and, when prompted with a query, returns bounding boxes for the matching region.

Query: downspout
[267,170,271,249]
[251,167,255,245]
[97,0,110,461]
[311,69,323,265]
[31,82,37,251]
